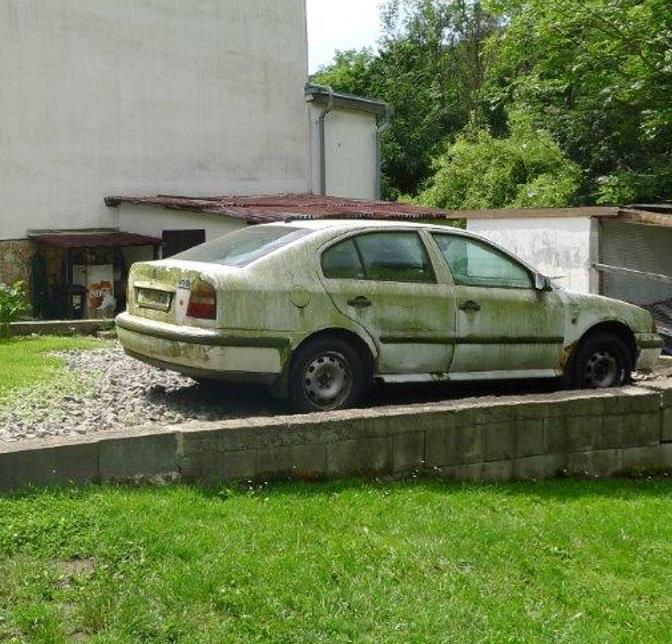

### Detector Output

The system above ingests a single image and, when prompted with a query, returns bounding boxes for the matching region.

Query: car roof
[266,218,457,233]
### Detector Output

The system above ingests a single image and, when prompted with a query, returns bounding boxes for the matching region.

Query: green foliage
[316,0,672,206]
[0,282,27,339]
[420,113,582,209]
[313,1,502,198]
[483,0,672,204]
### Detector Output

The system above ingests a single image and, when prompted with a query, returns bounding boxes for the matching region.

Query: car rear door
[430,232,565,377]
[318,230,456,375]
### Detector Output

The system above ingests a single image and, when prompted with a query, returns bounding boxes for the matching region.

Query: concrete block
[52,442,99,486]
[515,419,545,457]
[392,432,425,473]
[425,425,460,468]
[621,446,672,471]
[326,437,393,476]
[255,443,327,477]
[566,415,600,452]
[0,447,56,491]
[568,449,623,477]
[618,413,661,448]
[99,432,178,481]
[596,415,624,450]
[450,459,514,483]
[456,425,484,464]
[513,454,565,480]
[543,416,567,453]
[608,389,661,415]
[482,422,515,461]
[181,449,257,483]
[663,409,672,443]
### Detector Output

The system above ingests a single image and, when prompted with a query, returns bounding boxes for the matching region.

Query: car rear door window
[322,239,366,279]
[356,232,435,283]
[322,232,435,283]
[433,234,533,289]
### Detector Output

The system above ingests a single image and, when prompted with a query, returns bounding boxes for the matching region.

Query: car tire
[568,332,633,390]
[288,337,367,412]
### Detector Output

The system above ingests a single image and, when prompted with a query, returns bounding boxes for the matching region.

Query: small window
[433,234,533,289]
[322,239,365,279]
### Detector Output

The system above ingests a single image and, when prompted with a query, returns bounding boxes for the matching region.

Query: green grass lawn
[0,336,109,402]
[2,478,672,643]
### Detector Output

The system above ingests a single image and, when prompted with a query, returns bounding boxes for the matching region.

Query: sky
[307,0,383,73]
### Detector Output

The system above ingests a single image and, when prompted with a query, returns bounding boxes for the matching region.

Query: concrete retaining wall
[10,319,115,337]
[2,384,672,492]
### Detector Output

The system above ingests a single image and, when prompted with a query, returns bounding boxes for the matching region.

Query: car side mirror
[534,273,551,292]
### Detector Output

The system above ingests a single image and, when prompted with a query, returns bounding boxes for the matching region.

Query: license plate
[136,288,172,311]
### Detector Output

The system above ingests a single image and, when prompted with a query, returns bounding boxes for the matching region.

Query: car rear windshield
[172,226,311,268]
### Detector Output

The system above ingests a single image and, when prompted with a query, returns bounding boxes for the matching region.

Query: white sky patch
[307,0,383,73]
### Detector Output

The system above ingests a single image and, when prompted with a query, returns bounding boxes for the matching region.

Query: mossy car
[116,220,662,412]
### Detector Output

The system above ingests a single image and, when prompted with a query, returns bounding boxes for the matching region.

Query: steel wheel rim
[584,350,620,388]
[302,351,352,410]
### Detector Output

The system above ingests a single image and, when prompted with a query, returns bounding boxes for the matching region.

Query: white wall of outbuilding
[467,217,599,294]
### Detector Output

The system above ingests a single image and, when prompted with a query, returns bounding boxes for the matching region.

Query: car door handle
[459,300,481,313]
[347,296,372,309]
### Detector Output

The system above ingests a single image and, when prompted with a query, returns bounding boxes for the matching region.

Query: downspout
[316,85,334,196]
[375,104,392,200]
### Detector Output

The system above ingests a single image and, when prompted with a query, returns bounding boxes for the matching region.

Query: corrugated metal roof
[104,194,453,223]
[103,194,672,225]
[34,232,161,249]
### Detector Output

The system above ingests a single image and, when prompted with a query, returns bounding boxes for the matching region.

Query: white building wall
[309,104,378,199]
[0,0,310,240]
[118,205,244,244]
[467,217,599,293]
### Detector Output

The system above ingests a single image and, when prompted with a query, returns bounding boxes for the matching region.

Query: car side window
[322,239,365,279]
[355,232,435,283]
[322,232,435,283]
[433,234,533,289]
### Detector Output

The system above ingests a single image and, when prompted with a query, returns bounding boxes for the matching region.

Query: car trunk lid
[128,260,228,327]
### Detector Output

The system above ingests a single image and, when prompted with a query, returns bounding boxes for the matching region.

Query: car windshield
[173,225,311,267]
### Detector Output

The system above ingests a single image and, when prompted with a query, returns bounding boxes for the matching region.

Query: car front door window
[433,234,533,289]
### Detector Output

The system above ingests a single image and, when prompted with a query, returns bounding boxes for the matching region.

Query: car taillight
[187,280,217,320]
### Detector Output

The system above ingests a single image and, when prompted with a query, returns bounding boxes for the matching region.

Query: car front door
[319,230,456,375]
[431,232,565,377]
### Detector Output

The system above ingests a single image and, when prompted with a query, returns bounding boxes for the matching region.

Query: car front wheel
[288,337,366,412]
[569,332,633,389]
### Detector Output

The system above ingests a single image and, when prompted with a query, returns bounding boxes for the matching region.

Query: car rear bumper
[116,312,288,379]
[635,332,663,371]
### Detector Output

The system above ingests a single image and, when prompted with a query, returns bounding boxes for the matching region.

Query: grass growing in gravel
[0,336,111,404]
[2,478,672,642]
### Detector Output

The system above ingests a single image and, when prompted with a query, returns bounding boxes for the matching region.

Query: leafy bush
[419,112,582,210]
[0,281,28,339]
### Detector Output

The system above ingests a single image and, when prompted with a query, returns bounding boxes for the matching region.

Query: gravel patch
[2,344,670,444]
[0,344,283,443]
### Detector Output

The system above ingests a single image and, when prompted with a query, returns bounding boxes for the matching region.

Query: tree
[483,0,672,204]
[419,112,582,209]
[313,0,501,198]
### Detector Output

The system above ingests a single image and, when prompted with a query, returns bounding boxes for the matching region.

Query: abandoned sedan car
[116,220,662,411]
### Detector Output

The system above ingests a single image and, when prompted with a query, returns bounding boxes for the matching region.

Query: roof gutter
[315,84,335,196]
[375,103,392,200]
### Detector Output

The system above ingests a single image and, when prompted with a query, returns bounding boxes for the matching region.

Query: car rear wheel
[288,337,367,412]
[569,332,633,389]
